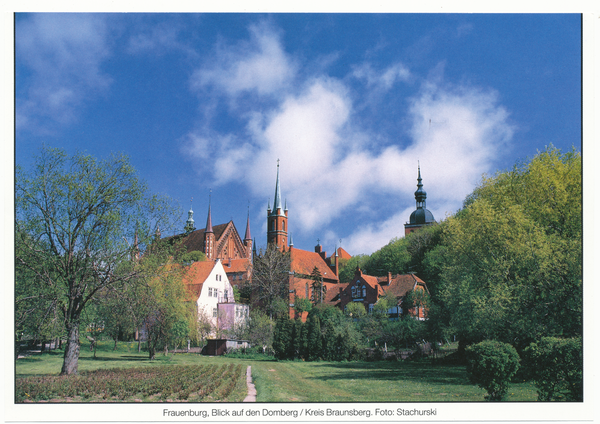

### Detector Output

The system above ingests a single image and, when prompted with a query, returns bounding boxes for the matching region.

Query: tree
[338,254,369,284]
[243,310,274,354]
[250,244,291,319]
[309,266,323,305]
[363,237,411,276]
[15,146,177,374]
[523,336,583,401]
[435,146,581,349]
[465,340,520,401]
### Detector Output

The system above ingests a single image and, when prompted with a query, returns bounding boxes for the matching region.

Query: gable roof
[289,246,338,283]
[350,269,386,297]
[379,273,428,299]
[182,260,217,301]
[179,223,230,252]
[333,247,352,260]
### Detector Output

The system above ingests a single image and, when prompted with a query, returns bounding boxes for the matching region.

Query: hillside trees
[16,146,178,374]
[436,146,582,348]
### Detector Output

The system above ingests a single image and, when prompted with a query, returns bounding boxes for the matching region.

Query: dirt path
[243,366,256,402]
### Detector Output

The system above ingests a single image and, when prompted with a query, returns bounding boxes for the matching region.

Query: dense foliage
[523,336,583,401]
[465,340,520,401]
[273,305,365,361]
[16,146,178,374]
[435,146,581,349]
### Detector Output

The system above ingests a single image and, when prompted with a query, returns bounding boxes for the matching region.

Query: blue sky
[15,13,582,255]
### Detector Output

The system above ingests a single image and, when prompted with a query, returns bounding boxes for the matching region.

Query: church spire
[267,160,288,250]
[244,205,252,241]
[272,159,283,215]
[414,162,427,210]
[206,190,213,233]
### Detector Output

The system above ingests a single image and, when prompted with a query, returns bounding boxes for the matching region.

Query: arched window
[283,221,286,231]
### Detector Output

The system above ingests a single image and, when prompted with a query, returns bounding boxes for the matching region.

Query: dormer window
[362,285,367,297]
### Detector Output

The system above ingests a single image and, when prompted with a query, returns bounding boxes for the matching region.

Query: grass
[15,341,538,402]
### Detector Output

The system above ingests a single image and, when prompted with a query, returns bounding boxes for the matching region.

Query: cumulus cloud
[16,13,112,129]
[191,22,297,98]
[184,23,515,254]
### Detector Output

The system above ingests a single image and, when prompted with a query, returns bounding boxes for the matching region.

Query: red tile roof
[382,274,427,299]
[181,260,216,301]
[334,247,352,260]
[289,246,338,283]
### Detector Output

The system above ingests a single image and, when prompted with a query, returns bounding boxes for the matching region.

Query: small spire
[289,233,294,247]
[414,163,427,209]
[206,190,213,233]
[184,197,195,233]
[244,205,251,241]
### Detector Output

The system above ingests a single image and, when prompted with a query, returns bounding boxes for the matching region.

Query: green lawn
[16,342,538,402]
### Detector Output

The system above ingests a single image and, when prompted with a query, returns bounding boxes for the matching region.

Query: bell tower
[267,160,288,250]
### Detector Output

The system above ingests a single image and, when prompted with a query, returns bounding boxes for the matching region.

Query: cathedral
[174,197,254,285]
[173,161,434,321]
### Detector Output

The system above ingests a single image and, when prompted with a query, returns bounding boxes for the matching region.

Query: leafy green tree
[15,233,64,356]
[243,310,275,354]
[143,264,191,359]
[294,296,312,315]
[363,237,410,276]
[436,146,581,349]
[337,254,369,284]
[272,316,293,360]
[306,313,323,361]
[465,340,520,401]
[523,336,583,401]
[15,146,177,374]
[179,250,206,265]
[344,301,366,319]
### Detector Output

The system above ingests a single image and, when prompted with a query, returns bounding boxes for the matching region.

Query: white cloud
[191,22,297,98]
[16,14,112,129]
[351,62,411,91]
[184,24,515,255]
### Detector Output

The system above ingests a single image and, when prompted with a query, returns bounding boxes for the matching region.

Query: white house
[183,259,249,336]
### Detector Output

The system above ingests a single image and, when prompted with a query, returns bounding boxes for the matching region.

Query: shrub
[523,336,582,401]
[465,340,520,401]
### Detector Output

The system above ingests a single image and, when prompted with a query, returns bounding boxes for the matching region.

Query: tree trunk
[61,324,80,375]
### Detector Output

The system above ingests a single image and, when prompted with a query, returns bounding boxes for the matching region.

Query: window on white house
[213,308,218,318]
[208,288,213,297]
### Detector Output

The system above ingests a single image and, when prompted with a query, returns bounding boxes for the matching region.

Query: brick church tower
[267,160,288,250]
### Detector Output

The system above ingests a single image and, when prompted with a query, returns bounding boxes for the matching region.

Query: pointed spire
[206,190,213,233]
[244,205,251,241]
[272,159,283,214]
[414,162,427,209]
[289,233,294,247]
